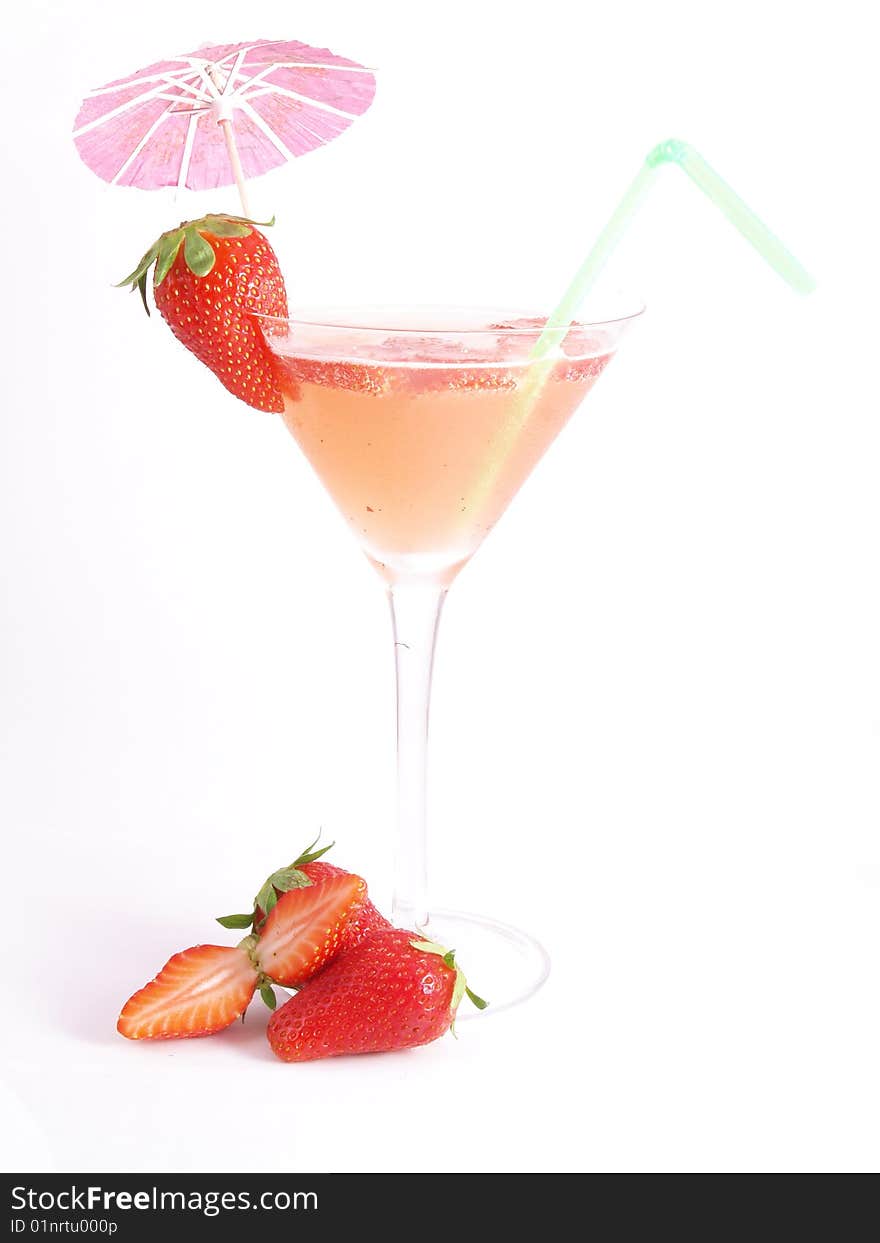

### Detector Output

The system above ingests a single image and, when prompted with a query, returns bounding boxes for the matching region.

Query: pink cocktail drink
[267,311,622,584]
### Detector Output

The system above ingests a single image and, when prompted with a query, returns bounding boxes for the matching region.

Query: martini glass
[259,302,643,1011]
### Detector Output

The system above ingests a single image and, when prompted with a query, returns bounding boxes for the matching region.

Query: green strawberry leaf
[450,966,467,1015]
[410,939,488,1024]
[136,271,150,317]
[292,834,336,869]
[254,878,274,912]
[154,230,184,286]
[115,241,161,288]
[182,227,215,277]
[200,216,253,238]
[116,211,274,306]
[225,836,330,936]
[211,213,276,228]
[269,866,311,893]
[259,983,277,1011]
[216,912,254,929]
[410,939,448,957]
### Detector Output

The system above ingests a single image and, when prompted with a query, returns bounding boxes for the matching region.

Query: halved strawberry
[254,872,370,989]
[117,944,258,1040]
[293,860,392,948]
[217,837,391,951]
[117,213,287,413]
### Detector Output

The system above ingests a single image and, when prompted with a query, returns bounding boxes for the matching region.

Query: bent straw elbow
[646,137,816,294]
[532,137,815,362]
[646,137,692,168]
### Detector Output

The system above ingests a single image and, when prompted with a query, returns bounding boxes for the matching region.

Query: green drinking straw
[468,139,814,524]
[532,137,815,358]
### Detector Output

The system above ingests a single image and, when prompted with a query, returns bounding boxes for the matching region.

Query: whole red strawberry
[266,928,487,1062]
[118,213,287,412]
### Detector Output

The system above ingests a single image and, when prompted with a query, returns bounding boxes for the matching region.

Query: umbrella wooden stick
[218,117,252,218]
[205,62,252,219]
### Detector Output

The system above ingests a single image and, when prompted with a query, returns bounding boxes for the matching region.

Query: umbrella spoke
[219,48,251,94]
[246,61,376,72]
[82,63,205,97]
[74,84,179,137]
[111,105,177,185]
[198,66,222,101]
[200,46,258,76]
[176,110,200,195]
[157,95,209,108]
[242,82,363,121]
[226,62,279,95]
[162,75,215,102]
[74,75,212,137]
[235,98,297,163]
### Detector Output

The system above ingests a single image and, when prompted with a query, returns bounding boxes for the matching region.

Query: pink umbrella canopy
[73,39,376,213]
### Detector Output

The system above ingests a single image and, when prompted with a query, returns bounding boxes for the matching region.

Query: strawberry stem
[292,833,336,869]
[237,933,260,965]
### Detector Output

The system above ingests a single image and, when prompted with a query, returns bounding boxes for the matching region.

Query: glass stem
[388,582,446,930]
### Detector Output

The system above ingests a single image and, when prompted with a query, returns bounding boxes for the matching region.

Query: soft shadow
[54,912,293,1057]
[221,1008,277,1059]
[49,910,227,1046]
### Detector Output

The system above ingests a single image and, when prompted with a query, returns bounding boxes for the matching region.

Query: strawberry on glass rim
[117,212,287,412]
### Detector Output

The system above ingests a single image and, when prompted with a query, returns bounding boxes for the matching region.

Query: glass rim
[252,299,646,334]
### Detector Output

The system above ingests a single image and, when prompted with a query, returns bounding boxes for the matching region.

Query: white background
[1,0,878,1174]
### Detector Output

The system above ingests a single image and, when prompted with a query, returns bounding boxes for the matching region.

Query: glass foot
[415,908,551,1018]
